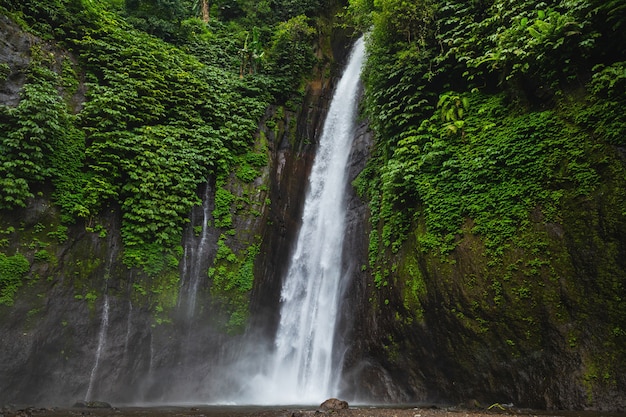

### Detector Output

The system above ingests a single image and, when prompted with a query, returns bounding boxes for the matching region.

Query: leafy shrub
[0,253,30,306]
[0,50,84,212]
[209,241,260,333]
[67,13,270,273]
[266,14,316,98]
[0,63,9,80]
[352,0,625,265]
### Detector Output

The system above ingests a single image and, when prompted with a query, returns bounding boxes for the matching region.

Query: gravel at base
[248,407,561,417]
[0,406,576,417]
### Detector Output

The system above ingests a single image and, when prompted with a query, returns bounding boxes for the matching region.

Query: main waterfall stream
[242,36,366,405]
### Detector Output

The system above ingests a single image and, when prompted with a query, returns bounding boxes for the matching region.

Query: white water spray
[85,294,110,401]
[247,36,366,405]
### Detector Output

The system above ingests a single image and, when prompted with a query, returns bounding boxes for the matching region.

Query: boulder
[319,398,349,411]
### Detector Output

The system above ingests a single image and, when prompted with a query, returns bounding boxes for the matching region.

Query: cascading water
[179,180,213,318]
[246,36,366,405]
[85,252,115,401]
[84,294,109,401]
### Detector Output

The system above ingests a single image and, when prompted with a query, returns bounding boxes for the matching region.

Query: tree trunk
[201,0,209,23]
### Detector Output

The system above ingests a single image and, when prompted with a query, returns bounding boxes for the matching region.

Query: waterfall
[179,180,213,318]
[247,36,366,405]
[85,294,110,401]
[85,251,115,401]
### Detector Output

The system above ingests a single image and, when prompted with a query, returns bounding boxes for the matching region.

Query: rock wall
[0,13,358,406]
[347,151,626,410]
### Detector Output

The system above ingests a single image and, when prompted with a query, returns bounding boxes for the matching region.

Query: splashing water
[246,36,366,405]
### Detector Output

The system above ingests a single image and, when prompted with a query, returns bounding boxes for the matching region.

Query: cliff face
[0,13,357,405]
[347,0,626,410]
[350,149,626,410]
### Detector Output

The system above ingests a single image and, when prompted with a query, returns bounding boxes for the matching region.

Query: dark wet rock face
[0,15,30,106]
[0,15,85,111]
[342,184,626,411]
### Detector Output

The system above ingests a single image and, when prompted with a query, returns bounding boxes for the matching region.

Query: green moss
[382,334,401,363]
[73,289,98,312]
[46,224,68,243]
[213,186,236,229]
[209,239,260,334]
[151,270,180,325]
[398,251,425,320]
[0,253,30,306]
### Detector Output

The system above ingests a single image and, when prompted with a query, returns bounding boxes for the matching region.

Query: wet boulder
[319,398,349,411]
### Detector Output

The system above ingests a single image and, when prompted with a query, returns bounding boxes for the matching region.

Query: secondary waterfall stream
[179,180,213,318]
[85,251,115,401]
[245,36,366,405]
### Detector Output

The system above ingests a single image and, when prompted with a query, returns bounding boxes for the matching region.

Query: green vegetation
[348,0,626,404]
[350,0,626,259]
[209,239,260,333]
[0,45,84,213]
[74,15,273,273]
[0,253,30,306]
[0,0,338,324]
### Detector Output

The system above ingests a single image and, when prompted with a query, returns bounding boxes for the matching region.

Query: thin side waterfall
[247,36,366,405]
[123,299,133,358]
[179,180,213,318]
[85,252,114,401]
[84,294,109,401]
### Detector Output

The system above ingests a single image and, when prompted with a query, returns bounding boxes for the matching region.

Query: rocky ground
[0,404,606,417]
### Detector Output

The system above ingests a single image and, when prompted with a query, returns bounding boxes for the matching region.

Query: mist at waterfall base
[218,36,368,406]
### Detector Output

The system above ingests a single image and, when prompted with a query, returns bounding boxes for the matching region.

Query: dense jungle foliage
[0,0,333,328]
[345,0,626,258]
[346,0,626,400]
